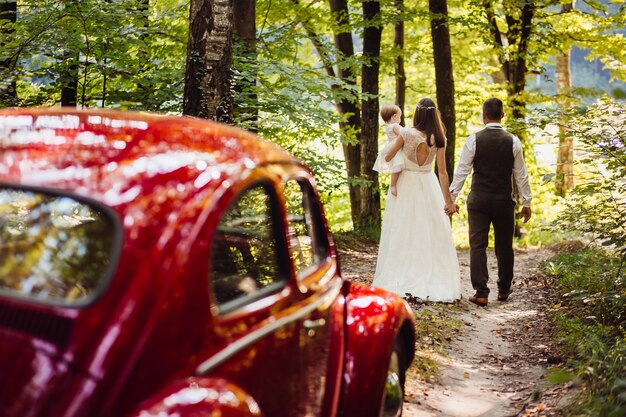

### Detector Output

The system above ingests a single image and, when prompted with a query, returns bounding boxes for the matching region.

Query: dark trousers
[467,192,515,298]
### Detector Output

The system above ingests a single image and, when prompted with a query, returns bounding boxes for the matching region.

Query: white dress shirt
[449,123,532,207]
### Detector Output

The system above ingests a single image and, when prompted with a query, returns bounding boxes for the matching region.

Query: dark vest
[470,127,514,199]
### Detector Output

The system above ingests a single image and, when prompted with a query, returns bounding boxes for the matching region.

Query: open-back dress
[373,127,461,302]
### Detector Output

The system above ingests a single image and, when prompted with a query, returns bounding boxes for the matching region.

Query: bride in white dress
[373,98,461,302]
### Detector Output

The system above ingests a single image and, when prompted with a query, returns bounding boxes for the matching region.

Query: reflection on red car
[0,109,415,417]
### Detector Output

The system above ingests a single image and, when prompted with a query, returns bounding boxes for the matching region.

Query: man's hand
[519,206,531,223]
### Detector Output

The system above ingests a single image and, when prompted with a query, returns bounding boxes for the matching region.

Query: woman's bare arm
[436,146,458,215]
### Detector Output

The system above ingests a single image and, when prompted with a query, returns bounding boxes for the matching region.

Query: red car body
[0,109,415,417]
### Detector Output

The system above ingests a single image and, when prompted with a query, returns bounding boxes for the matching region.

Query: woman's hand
[444,202,459,217]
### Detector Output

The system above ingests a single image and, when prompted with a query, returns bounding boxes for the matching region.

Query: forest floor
[338,241,577,417]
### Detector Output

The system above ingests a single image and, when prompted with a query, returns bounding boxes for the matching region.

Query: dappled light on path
[339,244,571,417]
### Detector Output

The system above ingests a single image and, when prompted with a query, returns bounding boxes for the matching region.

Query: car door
[200,169,343,417]
[282,174,345,417]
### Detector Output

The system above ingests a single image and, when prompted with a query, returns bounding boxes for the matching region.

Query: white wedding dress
[373,127,461,302]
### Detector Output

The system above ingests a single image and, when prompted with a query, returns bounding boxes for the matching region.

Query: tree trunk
[506,3,534,126]
[136,0,150,108]
[429,0,456,180]
[233,0,257,131]
[233,1,255,47]
[0,0,17,106]
[60,57,79,107]
[483,0,534,140]
[183,0,234,123]
[483,1,509,84]
[555,1,574,196]
[56,1,79,107]
[393,0,405,126]
[328,0,362,230]
[359,0,382,231]
[505,3,534,236]
[102,56,108,107]
[290,0,363,229]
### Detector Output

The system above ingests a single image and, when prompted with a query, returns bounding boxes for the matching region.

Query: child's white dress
[373,123,405,174]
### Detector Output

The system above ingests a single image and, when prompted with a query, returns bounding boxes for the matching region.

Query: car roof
[0,108,297,211]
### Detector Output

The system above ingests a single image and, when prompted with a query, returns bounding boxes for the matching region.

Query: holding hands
[444,202,459,217]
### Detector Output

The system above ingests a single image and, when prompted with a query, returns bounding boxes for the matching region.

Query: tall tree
[393,0,405,126]
[233,1,255,49]
[483,0,535,135]
[135,0,151,108]
[292,0,382,231]
[327,0,363,229]
[59,57,79,107]
[60,1,79,107]
[183,0,234,122]
[429,0,456,179]
[555,0,574,196]
[0,0,16,106]
[359,0,382,230]
[233,0,257,130]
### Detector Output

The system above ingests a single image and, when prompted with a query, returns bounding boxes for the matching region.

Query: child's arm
[385,133,404,162]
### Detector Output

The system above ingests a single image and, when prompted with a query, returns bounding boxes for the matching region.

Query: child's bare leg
[390,172,400,196]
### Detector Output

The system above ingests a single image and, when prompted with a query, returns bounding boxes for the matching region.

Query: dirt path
[339,245,572,417]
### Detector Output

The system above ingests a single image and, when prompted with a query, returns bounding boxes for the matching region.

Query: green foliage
[546,367,575,385]
[516,152,573,247]
[545,100,626,417]
[546,247,626,416]
[525,0,626,98]
[2,0,625,237]
[554,99,626,259]
[322,187,354,232]
[2,0,187,110]
[232,10,352,200]
[463,100,626,417]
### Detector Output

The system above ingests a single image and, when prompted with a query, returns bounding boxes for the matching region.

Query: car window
[210,183,286,313]
[0,187,119,306]
[284,179,329,280]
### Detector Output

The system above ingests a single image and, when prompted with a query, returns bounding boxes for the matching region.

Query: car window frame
[282,176,334,292]
[0,181,123,308]
[208,178,291,316]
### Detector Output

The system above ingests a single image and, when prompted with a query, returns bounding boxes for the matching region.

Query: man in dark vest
[449,98,532,307]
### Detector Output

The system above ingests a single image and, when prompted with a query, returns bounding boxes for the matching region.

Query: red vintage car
[0,108,415,417]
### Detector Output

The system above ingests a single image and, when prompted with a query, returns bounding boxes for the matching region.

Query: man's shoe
[497,290,513,301]
[469,295,488,307]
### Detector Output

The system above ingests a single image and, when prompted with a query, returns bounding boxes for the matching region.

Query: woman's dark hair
[412,98,446,148]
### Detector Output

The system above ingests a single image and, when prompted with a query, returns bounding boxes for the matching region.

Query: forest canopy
[1,0,625,241]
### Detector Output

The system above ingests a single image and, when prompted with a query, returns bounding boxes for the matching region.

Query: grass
[408,302,464,382]
[544,246,626,416]
[332,229,380,251]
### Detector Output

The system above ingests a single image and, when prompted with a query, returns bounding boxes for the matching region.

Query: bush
[555,98,626,263]
[544,100,626,414]
[546,247,626,416]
